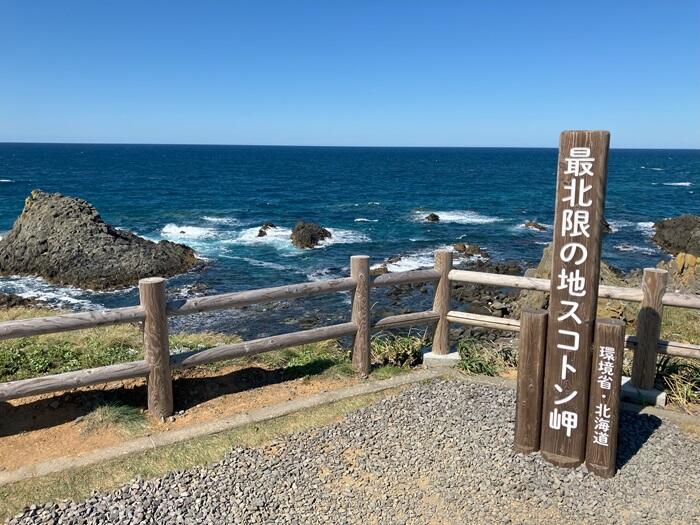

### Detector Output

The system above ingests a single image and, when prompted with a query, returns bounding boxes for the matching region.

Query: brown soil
[0,362,359,472]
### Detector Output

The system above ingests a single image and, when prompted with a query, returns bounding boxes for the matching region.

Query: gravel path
[8,377,700,524]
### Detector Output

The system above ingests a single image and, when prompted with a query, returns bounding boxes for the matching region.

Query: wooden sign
[540,130,610,467]
[514,309,548,454]
[585,318,624,478]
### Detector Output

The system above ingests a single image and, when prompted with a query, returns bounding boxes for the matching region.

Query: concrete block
[620,376,667,407]
[422,350,461,368]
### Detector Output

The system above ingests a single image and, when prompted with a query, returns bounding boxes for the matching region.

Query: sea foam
[413,210,502,224]
[161,224,218,240]
[662,182,693,187]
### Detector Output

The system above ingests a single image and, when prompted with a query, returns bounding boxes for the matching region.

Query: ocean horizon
[1,143,698,337]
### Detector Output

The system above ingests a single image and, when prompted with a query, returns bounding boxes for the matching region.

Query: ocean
[1,144,698,337]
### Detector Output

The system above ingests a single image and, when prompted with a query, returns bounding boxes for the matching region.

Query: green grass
[80,403,148,436]
[371,333,423,367]
[457,337,517,376]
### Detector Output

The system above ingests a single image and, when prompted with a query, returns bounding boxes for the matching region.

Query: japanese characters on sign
[540,131,610,467]
[585,318,624,478]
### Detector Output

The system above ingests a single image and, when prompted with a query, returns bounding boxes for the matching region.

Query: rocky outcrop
[657,252,700,293]
[454,242,486,257]
[652,215,700,256]
[290,221,331,249]
[0,293,42,309]
[523,220,547,232]
[0,190,199,290]
[425,213,440,222]
[257,223,276,237]
[601,218,612,234]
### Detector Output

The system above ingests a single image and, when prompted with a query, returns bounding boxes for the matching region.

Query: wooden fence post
[631,268,668,390]
[514,308,548,454]
[586,318,625,478]
[432,250,453,355]
[139,277,173,420]
[351,256,371,377]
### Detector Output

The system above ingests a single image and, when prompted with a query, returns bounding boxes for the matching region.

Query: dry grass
[0,388,399,521]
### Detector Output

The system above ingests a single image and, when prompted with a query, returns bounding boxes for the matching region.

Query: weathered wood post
[540,130,610,468]
[586,318,625,478]
[139,277,173,420]
[514,308,548,454]
[432,250,453,355]
[631,268,668,390]
[350,256,371,377]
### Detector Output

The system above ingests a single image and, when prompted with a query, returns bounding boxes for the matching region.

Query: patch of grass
[457,337,517,376]
[0,388,402,521]
[80,403,148,436]
[371,334,423,367]
[657,356,700,413]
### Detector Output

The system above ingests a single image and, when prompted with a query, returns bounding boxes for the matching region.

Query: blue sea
[1,144,698,337]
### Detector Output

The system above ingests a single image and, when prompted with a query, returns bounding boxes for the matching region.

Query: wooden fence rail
[0,251,698,414]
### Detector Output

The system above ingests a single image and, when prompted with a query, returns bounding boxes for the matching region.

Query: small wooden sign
[540,130,611,467]
[585,318,624,478]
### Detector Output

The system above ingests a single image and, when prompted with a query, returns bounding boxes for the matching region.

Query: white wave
[0,275,100,309]
[227,226,295,250]
[306,267,346,281]
[636,222,655,236]
[607,220,635,232]
[0,179,14,183]
[161,224,218,241]
[202,216,240,225]
[641,166,664,171]
[535,241,550,245]
[413,210,502,224]
[319,228,371,246]
[614,243,657,255]
[662,182,692,187]
[354,218,378,223]
[514,221,552,231]
[372,246,457,273]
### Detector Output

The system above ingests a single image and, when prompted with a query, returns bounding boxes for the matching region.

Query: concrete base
[422,350,461,368]
[621,376,667,407]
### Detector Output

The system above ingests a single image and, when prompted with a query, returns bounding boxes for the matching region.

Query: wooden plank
[541,130,610,468]
[139,277,173,419]
[431,250,453,355]
[171,322,358,369]
[0,306,145,341]
[167,277,356,316]
[625,336,700,360]
[0,360,149,402]
[351,256,371,377]
[514,309,548,454]
[372,269,440,287]
[586,318,625,478]
[446,311,520,331]
[448,269,700,309]
[372,311,439,332]
[631,269,668,389]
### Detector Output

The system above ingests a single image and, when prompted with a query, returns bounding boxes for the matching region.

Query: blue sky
[1,1,699,148]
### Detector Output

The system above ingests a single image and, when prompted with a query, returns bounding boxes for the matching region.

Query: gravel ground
[7,377,700,524]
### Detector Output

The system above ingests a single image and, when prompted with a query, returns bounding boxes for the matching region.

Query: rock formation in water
[290,221,331,248]
[0,190,199,290]
[652,215,700,256]
[425,213,440,222]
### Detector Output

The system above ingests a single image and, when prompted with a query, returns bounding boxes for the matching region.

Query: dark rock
[0,293,42,309]
[601,217,612,234]
[652,214,700,256]
[290,221,331,249]
[257,223,276,237]
[523,220,547,232]
[454,243,485,256]
[425,213,440,222]
[0,190,199,290]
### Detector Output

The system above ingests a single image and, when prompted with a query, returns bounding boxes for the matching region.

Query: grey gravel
[7,378,700,524]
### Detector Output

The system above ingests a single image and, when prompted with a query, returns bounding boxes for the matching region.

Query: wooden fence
[0,251,699,418]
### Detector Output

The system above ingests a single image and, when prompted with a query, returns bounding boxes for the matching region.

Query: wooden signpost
[539,130,611,467]
[585,318,625,478]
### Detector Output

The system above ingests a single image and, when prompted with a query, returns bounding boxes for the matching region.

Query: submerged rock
[425,213,440,222]
[0,190,199,290]
[601,217,612,234]
[257,222,276,237]
[290,221,331,249]
[652,214,700,256]
[0,292,43,309]
[523,220,547,232]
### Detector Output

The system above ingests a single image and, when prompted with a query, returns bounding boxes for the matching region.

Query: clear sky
[1,1,699,148]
